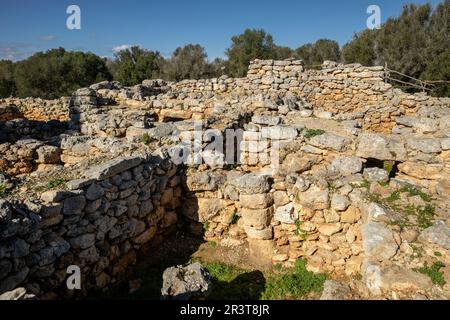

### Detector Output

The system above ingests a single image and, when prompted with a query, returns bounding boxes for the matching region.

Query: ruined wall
[0,155,181,296]
[0,98,69,122]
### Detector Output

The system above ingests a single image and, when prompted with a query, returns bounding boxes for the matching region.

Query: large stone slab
[86,156,143,180]
[362,221,398,262]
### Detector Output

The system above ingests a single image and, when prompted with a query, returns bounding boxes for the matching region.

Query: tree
[421,49,450,97]
[225,29,277,77]
[109,46,163,86]
[208,57,227,78]
[0,60,15,98]
[377,4,432,78]
[341,29,378,65]
[274,46,294,60]
[13,48,111,99]
[162,44,211,81]
[295,39,340,66]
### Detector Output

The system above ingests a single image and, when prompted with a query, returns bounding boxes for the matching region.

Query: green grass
[434,251,443,257]
[203,259,327,300]
[262,259,327,300]
[414,262,446,287]
[302,128,325,139]
[47,179,67,189]
[203,262,266,300]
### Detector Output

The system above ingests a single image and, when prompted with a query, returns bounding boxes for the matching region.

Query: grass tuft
[47,179,67,189]
[303,129,325,139]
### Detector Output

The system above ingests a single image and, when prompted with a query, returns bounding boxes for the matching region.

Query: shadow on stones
[209,270,266,300]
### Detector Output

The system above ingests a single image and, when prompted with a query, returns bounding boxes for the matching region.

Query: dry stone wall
[1,59,449,299]
[0,154,181,297]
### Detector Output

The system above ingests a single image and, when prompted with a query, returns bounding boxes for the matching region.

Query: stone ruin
[0,59,449,300]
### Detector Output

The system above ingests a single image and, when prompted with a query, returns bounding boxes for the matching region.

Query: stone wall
[0,98,69,122]
[0,155,181,296]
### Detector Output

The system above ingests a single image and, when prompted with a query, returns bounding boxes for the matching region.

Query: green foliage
[354,179,370,189]
[140,133,151,145]
[296,39,340,66]
[203,262,266,300]
[208,241,217,248]
[414,261,446,287]
[47,179,67,189]
[302,128,325,139]
[0,184,8,198]
[203,221,210,231]
[434,251,443,257]
[294,220,307,240]
[421,49,450,97]
[386,190,401,203]
[274,46,294,60]
[13,48,111,99]
[108,46,163,86]
[341,2,450,97]
[341,29,378,66]
[231,212,240,225]
[225,29,277,77]
[353,273,363,281]
[262,259,327,300]
[416,204,435,229]
[162,44,214,81]
[368,186,435,230]
[378,181,389,188]
[0,60,15,98]
[273,263,283,271]
[400,185,431,202]
[383,160,395,177]
[204,259,327,300]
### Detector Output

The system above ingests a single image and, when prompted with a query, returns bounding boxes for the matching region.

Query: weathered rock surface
[161,263,212,300]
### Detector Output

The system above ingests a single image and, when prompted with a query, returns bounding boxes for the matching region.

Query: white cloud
[112,44,133,53]
[40,35,57,42]
[0,43,34,61]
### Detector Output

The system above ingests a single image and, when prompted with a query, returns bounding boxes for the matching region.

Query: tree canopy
[225,29,277,77]
[108,46,163,86]
[2,1,448,98]
[11,48,111,99]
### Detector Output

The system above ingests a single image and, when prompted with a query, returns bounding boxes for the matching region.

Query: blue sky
[0,0,443,61]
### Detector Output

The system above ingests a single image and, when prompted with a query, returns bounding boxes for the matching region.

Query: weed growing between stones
[0,184,8,198]
[47,179,67,189]
[400,186,432,202]
[294,219,308,240]
[414,261,446,287]
[301,128,326,139]
[368,184,436,230]
[140,133,151,145]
